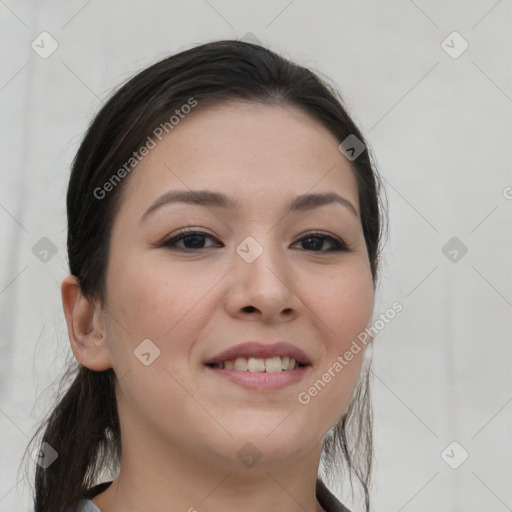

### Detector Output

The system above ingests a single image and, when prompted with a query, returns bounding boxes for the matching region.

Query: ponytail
[27,366,120,512]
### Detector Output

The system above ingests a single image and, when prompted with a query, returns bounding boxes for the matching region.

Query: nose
[223,236,303,323]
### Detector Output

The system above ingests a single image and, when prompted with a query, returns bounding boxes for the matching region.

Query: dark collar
[316,478,352,512]
[84,479,352,512]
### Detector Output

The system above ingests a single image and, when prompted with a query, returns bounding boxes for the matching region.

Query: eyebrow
[140,189,359,223]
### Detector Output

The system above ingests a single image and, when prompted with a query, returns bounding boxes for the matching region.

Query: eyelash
[160,229,352,253]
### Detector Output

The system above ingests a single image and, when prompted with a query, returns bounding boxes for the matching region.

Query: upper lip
[204,341,312,365]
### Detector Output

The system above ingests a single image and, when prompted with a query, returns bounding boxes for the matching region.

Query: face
[101,100,374,470]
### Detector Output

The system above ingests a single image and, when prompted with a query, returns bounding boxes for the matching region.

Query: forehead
[117,100,360,220]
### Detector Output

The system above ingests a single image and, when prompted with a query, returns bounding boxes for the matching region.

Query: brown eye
[161,230,222,251]
[293,232,351,253]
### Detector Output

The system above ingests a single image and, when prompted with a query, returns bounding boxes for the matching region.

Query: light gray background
[1,1,511,511]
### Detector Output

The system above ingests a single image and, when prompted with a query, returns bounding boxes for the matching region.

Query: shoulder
[62,481,113,512]
[65,499,102,512]
[316,478,353,512]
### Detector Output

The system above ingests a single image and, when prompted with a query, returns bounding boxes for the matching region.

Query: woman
[27,39,386,512]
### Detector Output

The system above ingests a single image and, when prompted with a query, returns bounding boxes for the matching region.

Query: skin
[62,100,375,512]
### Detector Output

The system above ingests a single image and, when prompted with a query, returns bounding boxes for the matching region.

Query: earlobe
[61,275,113,371]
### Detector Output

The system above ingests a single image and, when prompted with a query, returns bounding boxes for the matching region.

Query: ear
[61,274,112,371]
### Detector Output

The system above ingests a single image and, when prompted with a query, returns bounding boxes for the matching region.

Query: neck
[92,417,325,512]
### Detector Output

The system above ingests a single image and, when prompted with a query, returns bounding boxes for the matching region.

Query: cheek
[294,262,373,423]
[105,255,201,339]
[303,260,374,343]
[103,253,223,385]
[103,258,204,415]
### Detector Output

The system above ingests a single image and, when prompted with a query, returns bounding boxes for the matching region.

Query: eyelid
[160,227,221,247]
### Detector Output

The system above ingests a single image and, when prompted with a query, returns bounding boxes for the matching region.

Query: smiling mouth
[206,356,310,372]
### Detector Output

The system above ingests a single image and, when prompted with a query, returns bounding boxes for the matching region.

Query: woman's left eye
[292,232,351,253]
[160,229,350,253]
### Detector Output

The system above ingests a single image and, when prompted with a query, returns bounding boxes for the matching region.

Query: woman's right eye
[161,230,223,251]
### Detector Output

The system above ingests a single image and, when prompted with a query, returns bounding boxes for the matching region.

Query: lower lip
[205,365,311,390]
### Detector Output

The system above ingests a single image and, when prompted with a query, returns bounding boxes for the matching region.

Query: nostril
[243,306,257,313]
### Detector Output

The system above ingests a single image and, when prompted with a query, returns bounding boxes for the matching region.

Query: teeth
[234,357,248,371]
[264,356,283,373]
[247,357,266,372]
[216,356,299,372]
